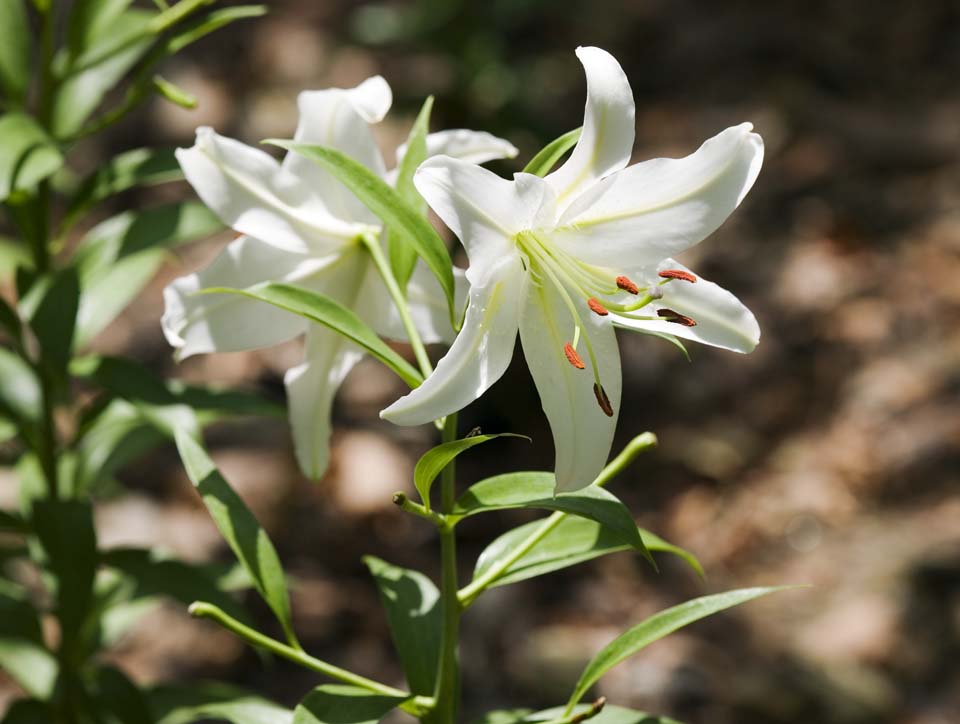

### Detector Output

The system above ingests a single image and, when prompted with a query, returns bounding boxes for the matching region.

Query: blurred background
[4,1,959,722]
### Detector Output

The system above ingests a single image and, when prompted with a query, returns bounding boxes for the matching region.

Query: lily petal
[381,255,525,425]
[397,129,518,166]
[358,261,468,345]
[414,156,553,283]
[611,260,760,353]
[162,235,313,359]
[519,275,621,492]
[284,77,391,220]
[545,46,635,209]
[285,325,365,479]
[176,127,363,254]
[551,123,764,268]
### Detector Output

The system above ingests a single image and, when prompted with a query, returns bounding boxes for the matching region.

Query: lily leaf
[567,587,792,708]
[64,147,183,228]
[414,432,528,511]
[527,705,683,724]
[473,516,703,588]
[523,128,581,178]
[28,266,80,382]
[202,283,423,389]
[0,586,57,699]
[388,95,433,291]
[266,140,457,325]
[363,556,440,696]
[293,685,408,724]
[0,0,32,104]
[148,682,293,724]
[0,346,40,424]
[174,429,298,647]
[0,113,63,201]
[452,472,653,568]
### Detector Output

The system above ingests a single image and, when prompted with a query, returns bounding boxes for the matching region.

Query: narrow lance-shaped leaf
[201,283,423,389]
[522,128,582,178]
[567,587,794,708]
[0,113,64,201]
[388,96,433,291]
[174,429,298,647]
[266,140,457,326]
[473,515,703,589]
[526,705,683,724]
[0,346,40,424]
[28,266,80,382]
[293,685,408,724]
[414,432,528,511]
[148,682,293,724]
[363,556,440,696]
[0,0,32,103]
[64,147,183,229]
[31,500,98,654]
[0,585,58,699]
[452,472,654,567]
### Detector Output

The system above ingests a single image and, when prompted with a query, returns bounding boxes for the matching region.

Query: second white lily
[382,47,764,492]
[162,76,517,479]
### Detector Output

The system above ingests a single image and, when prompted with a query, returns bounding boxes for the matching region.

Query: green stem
[360,232,433,379]
[457,432,657,608]
[433,413,460,724]
[393,491,446,527]
[190,602,433,717]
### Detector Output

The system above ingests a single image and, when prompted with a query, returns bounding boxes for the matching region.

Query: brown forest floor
[3,1,960,723]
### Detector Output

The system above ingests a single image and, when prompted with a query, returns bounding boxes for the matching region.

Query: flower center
[514,231,698,414]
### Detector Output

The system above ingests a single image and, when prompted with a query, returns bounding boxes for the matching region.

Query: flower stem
[457,432,657,608]
[189,602,434,717]
[433,413,461,724]
[360,232,433,380]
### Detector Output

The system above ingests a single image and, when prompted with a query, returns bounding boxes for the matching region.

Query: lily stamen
[564,343,585,369]
[658,269,697,283]
[587,298,609,316]
[657,308,697,326]
[593,383,614,417]
[616,275,639,294]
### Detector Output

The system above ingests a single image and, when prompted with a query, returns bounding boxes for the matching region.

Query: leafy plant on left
[0,2,282,722]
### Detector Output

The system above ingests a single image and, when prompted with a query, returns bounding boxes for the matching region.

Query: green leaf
[0,293,23,346]
[31,499,98,652]
[473,516,703,589]
[388,96,432,291]
[0,346,40,423]
[0,509,27,533]
[363,556,440,696]
[149,682,293,724]
[28,266,80,379]
[522,128,581,178]
[0,113,63,200]
[0,0,32,103]
[52,8,155,138]
[174,429,298,646]
[66,0,134,60]
[293,685,408,724]
[64,147,183,228]
[414,433,527,510]
[451,472,653,567]
[89,665,154,724]
[203,283,423,389]
[526,705,682,724]
[0,587,57,698]
[72,203,221,346]
[267,140,457,323]
[567,587,792,707]
[473,709,534,724]
[102,547,251,624]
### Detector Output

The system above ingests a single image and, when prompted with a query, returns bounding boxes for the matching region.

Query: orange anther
[616,275,640,294]
[587,298,609,316]
[657,308,697,326]
[658,269,697,283]
[563,343,585,369]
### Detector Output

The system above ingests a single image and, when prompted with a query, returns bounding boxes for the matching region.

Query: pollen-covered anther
[658,269,697,283]
[593,383,614,417]
[615,275,640,294]
[657,308,697,327]
[563,342,585,369]
[587,297,609,316]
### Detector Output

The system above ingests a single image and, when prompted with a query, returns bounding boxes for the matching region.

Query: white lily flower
[382,47,763,492]
[162,76,518,478]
